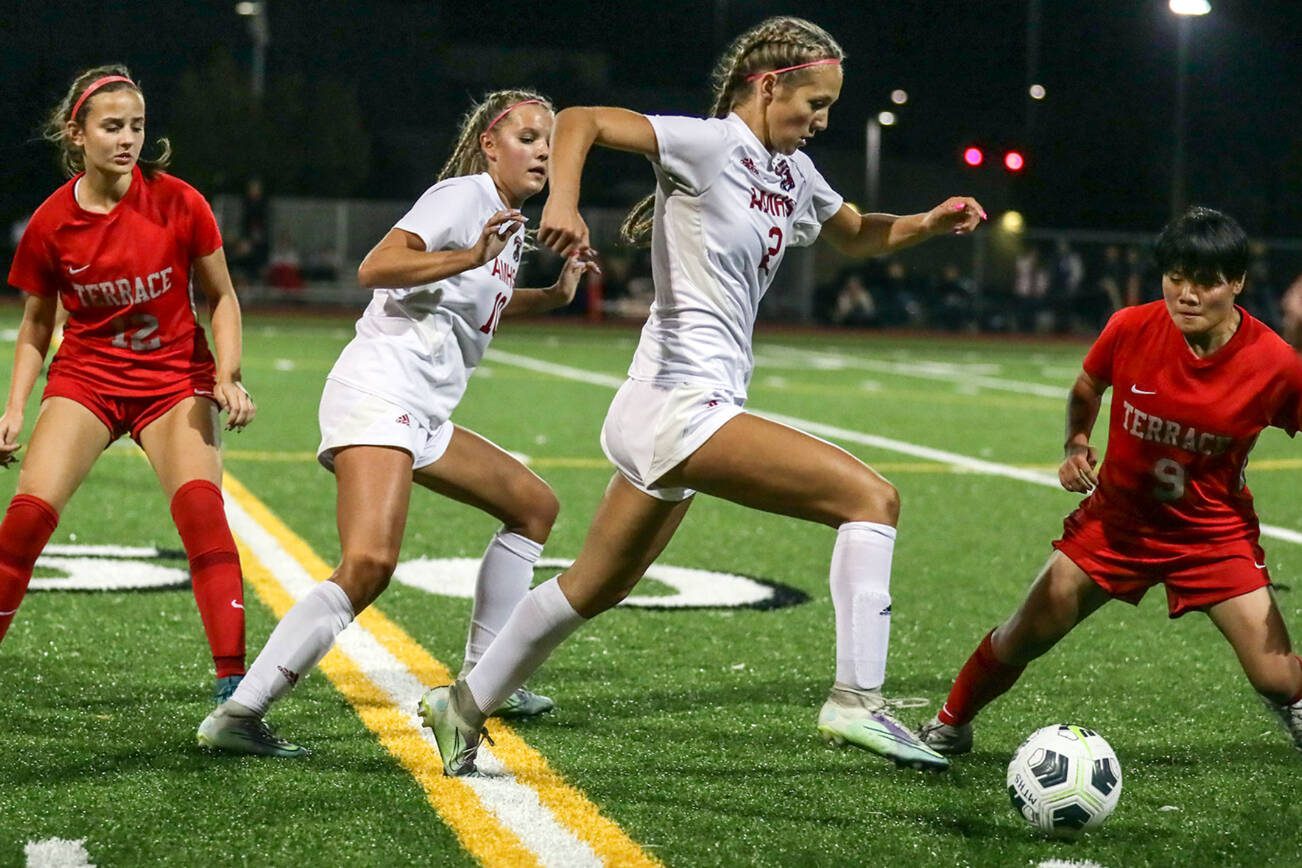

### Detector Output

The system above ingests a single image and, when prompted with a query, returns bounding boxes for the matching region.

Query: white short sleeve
[790,162,844,248]
[394,179,483,252]
[646,115,731,195]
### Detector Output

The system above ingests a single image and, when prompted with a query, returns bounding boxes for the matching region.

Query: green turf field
[1,310,1300,867]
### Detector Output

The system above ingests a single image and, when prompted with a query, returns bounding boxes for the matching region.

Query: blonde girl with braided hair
[200,90,597,757]
[420,16,985,775]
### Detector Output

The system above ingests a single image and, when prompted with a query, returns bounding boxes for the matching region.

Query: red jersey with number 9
[7,166,220,395]
[1080,301,1302,542]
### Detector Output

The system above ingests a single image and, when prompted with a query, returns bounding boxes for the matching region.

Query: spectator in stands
[1049,239,1084,333]
[1013,243,1050,332]
[830,271,877,327]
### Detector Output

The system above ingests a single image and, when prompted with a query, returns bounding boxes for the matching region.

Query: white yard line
[223,494,603,868]
[486,349,1302,548]
[24,838,93,868]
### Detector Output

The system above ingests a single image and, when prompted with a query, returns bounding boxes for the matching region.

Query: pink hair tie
[486,98,545,132]
[745,58,841,81]
[70,75,137,122]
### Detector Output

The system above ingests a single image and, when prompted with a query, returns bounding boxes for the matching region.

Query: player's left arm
[820,197,987,259]
[193,247,256,430]
[504,254,601,317]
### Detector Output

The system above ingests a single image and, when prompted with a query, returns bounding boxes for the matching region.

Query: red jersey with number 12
[1080,301,1302,542]
[7,166,220,394]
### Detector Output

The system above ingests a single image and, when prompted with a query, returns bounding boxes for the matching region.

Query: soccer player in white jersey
[198,90,597,757]
[419,17,986,775]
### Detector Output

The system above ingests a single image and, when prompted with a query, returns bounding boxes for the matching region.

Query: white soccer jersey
[326,173,524,425]
[627,113,844,397]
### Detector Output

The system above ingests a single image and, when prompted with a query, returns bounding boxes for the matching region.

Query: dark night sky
[3,0,1301,233]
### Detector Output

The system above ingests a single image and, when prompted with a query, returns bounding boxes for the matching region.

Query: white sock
[464,577,585,714]
[462,530,543,671]
[830,521,896,691]
[229,580,354,717]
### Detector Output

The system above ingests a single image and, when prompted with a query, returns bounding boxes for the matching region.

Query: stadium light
[890,89,909,105]
[963,146,984,167]
[1169,0,1209,213]
[1169,0,1210,15]
[1028,83,1046,100]
[1004,150,1026,172]
[877,111,897,127]
[1000,211,1025,234]
[235,1,259,14]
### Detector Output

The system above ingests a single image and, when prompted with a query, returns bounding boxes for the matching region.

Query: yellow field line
[224,472,659,868]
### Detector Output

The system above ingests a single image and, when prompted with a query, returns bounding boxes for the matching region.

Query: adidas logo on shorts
[395,413,412,427]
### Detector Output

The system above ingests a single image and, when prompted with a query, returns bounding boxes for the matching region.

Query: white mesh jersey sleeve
[393,177,484,252]
[646,115,732,195]
[790,155,844,248]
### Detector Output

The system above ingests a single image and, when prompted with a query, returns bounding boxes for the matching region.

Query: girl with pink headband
[420,16,986,777]
[2,64,256,707]
[200,89,599,757]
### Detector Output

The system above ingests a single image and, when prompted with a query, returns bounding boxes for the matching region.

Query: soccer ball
[1006,724,1122,837]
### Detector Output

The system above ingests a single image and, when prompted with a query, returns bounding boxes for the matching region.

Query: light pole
[1169,0,1210,215]
[864,92,904,212]
[236,1,270,100]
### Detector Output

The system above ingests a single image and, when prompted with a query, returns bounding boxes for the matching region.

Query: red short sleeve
[1081,308,1130,385]
[187,187,222,259]
[1270,354,1302,436]
[7,218,57,297]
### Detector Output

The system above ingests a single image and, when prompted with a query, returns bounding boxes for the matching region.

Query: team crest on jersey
[739,157,760,178]
[773,159,796,192]
[512,236,522,263]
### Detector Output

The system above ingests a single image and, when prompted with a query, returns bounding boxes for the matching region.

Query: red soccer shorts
[1053,507,1271,618]
[43,374,217,443]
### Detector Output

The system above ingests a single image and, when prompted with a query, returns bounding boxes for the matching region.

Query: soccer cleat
[197,702,310,758]
[817,686,950,771]
[493,686,555,719]
[917,714,974,755]
[212,674,244,706]
[1261,695,1302,752]
[418,681,492,777]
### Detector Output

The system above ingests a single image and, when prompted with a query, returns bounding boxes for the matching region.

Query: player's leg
[659,412,942,768]
[422,472,690,775]
[1206,586,1302,750]
[200,445,413,757]
[0,398,110,642]
[137,396,247,698]
[920,551,1111,754]
[414,425,560,717]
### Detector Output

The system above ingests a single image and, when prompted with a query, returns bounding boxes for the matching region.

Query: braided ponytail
[438,89,554,182]
[619,16,843,246]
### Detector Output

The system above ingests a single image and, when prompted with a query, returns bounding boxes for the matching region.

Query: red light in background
[1004,150,1025,172]
[963,147,984,167]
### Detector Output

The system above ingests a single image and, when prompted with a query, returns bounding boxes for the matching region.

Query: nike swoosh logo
[0,608,17,616]
[1131,385,1157,395]
[1255,562,1268,570]
[68,264,91,274]
[230,600,244,609]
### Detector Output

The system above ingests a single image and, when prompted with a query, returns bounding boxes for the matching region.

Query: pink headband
[745,59,841,81]
[70,75,137,122]
[486,99,545,132]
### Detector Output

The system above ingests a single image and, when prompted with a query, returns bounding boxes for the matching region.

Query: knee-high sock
[938,630,1026,726]
[462,530,543,671]
[464,577,584,714]
[0,495,60,643]
[830,521,897,691]
[230,580,354,717]
[171,480,246,678]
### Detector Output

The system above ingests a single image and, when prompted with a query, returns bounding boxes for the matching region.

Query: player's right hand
[1059,444,1098,493]
[0,411,24,468]
[538,199,593,259]
[473,209,527,266]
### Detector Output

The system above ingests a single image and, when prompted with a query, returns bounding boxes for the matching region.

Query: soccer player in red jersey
[0,65,256,704]
[919,207,1302,756]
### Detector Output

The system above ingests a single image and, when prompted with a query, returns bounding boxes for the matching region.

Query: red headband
[70,75,137,122]
[745,58,841,82]
[486,99,545,132]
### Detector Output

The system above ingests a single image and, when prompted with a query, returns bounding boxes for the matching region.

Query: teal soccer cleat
[418,681,491,777]
[212,674,244,706]
[917,714,974,756]
[197,702,310,758]
[817,686,949,772]
[493,686,555,720]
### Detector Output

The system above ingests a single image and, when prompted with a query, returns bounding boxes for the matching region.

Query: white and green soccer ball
[1006,724,1122,838]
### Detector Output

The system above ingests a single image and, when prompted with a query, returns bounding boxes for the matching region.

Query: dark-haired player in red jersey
[919,207,1302,755]
[0,65,256,704]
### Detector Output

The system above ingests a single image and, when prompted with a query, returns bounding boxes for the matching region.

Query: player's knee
[338,550,398,595]
[841,476,900,526]
[507,481,559,543]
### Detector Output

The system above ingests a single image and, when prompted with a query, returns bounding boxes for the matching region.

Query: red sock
[171,480,246,678]
[0,495,60,643]
[938,630,1027,726]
